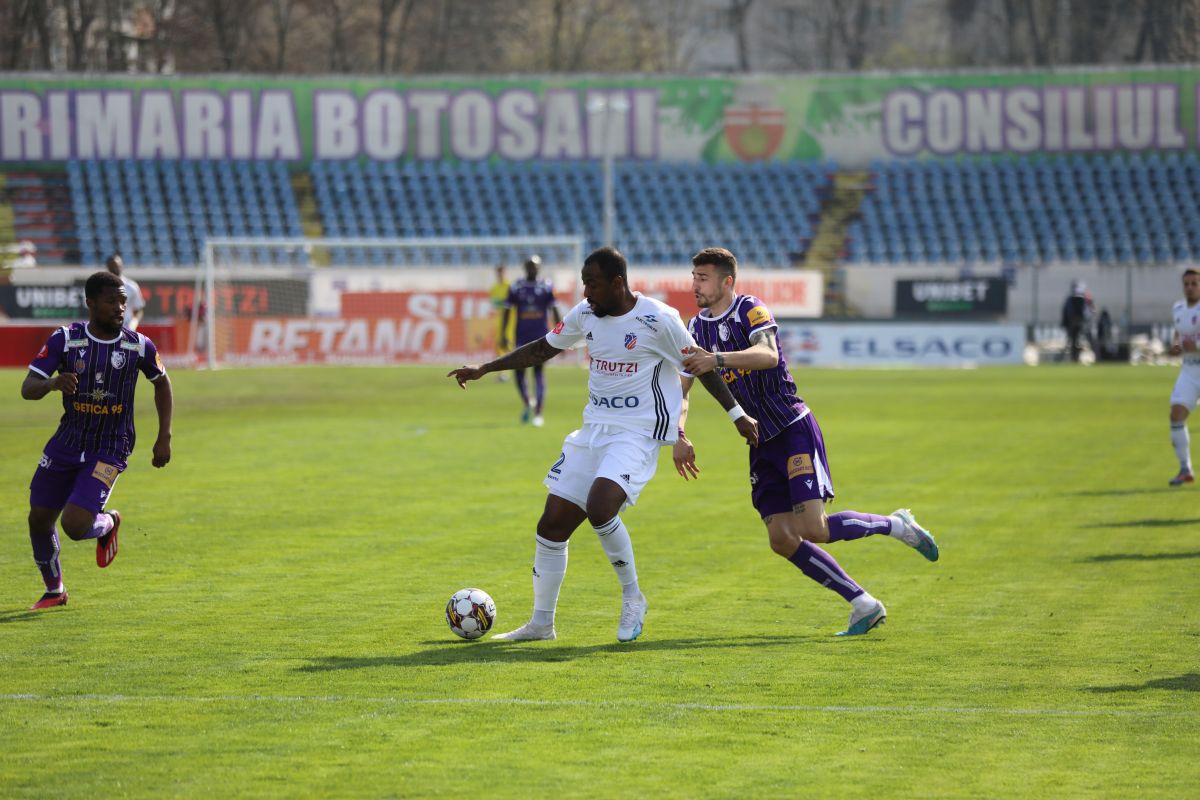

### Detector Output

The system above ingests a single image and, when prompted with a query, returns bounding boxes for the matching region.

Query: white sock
[593,516,640,598]
[888,516,904,536]
[850,592,878,614]
[1171,422,1192,472]
[531,534,567,627]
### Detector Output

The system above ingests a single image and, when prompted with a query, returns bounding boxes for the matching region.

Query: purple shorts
[29,442,126,515]
[749,411,835,518]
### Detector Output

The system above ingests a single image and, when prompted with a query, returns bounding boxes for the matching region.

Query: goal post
[196,236,586,368]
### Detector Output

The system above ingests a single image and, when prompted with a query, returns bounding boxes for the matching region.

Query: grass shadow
[0,609,45,624]
[297,633,830,671]
[1079,551,1200,563]
[1092,519,1200,529]
[1066,489,1181,497]
[1086,673,1200,693]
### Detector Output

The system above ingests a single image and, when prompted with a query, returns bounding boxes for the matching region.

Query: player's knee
[766,527,802,558]
[28,508,58,534]
[58,507,92,540]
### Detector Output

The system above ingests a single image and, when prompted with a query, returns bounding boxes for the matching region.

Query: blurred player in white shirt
[449,247,757,642]
[1167,268,1200,485]
[106,254,145,331]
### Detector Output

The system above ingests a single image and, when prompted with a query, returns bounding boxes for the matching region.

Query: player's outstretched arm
[682,330,780,375]
[152,374,173,468]
[448,337,563,388]
[21,370,77,400]
[695,371,759,446]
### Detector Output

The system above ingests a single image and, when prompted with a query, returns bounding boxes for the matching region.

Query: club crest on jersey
[110,351,126,369]
[718,322,730,342]
[624,333,637,350]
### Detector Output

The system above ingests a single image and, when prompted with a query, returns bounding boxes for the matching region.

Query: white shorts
[1170,368,1200,408]
[543,424,662,512]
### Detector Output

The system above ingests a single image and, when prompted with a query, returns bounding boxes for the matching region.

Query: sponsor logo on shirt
[590,358,638,374]
[73,402,124,415]
[35,344,48,359]
[747,305,772,327]
[552,321,565,335]
[38,454,51,469]
[787,453,815,478]
[586,332,593,341]
[590,393,640,409]
[624,333,637,350]
[635,314,659,332]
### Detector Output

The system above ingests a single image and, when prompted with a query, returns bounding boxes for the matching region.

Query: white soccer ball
[445,588,497,640]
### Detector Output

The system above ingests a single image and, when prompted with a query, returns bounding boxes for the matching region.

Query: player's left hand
[682,346,718,375]
[448,365,487,388]
[735,415,759,447]
[673,436,699,480]
[152,436,171,468]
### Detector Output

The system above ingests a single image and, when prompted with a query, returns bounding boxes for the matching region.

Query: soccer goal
[193,236,586,368]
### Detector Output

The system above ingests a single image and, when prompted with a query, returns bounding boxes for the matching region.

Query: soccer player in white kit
[449,247,758,642]
[1167,268,1200,486]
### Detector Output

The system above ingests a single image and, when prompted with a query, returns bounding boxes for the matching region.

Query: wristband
[716,352,726,369]
[727,404,746,422]
[677,428,686,439]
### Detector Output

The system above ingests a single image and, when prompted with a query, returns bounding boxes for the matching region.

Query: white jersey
[1172,299,1200,369]
[121,275,145,328]
[546,294,695,443]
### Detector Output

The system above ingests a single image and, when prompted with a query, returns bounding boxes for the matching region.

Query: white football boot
[492,621,556,641]
[617,592,648,642]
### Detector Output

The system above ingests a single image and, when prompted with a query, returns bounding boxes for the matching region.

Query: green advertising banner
[1,67,1197,166]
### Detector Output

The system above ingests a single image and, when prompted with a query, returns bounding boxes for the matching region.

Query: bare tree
[62,0,101,70]
[268,0,298,72]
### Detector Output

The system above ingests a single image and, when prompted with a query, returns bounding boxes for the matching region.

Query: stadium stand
[7,152,1199,270]
[67,159,303,267]
[308,159,825,267]
[3,170,76,265]
[846,153,1200,265]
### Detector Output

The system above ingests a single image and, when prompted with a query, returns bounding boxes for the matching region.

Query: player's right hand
[52,373,78,395]
[673,436,699,480]
[447,365,486,388]
[734,415,759,447]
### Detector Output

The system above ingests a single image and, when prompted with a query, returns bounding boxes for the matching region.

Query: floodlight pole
[588,94,630,249]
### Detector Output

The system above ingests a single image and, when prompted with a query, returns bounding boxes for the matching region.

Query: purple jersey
[28,322,167,461]
[506,278,557,345]
[688,294,806,442]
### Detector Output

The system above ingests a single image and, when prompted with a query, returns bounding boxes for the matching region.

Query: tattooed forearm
[697,370,737,411]
[487,337,562,372]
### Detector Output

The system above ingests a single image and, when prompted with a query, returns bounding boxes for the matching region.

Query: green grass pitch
[1,364,1197,798]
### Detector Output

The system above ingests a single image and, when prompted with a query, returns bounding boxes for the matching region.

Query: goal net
[193,236,585,368]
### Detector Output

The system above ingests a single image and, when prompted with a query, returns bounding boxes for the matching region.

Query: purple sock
[514,369,530,406]
[79,512,114,541]
[533,367,546,413]
[788,541,864,601]
[827,511,893,542]
[30,528,63,592]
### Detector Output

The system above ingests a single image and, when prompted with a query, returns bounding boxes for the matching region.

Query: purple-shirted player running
[500,255,561,427]
[677,248,939,636]
[21,271,174,610]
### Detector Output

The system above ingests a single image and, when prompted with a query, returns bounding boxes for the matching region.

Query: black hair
[584,246,628,284]
[85,270,125,300]
[1184,269,1199,279]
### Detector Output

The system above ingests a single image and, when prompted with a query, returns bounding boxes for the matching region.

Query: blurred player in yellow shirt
[490,264,515,381]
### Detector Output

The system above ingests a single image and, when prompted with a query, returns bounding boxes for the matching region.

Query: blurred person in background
[106,254,145,331]
[1061,279,1095,362]
[500,255,560,426]
[1167,269,1200,486]
[489,264,513,382]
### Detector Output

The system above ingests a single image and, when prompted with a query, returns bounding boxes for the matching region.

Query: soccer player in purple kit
[21,271,174,610]
[677,248,938,636]
[500,255,561,427]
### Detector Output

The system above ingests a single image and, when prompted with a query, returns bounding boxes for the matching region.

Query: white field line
[0,693,1194,719]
